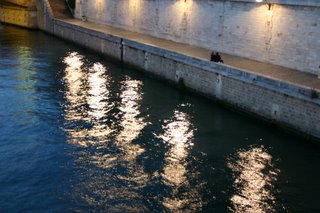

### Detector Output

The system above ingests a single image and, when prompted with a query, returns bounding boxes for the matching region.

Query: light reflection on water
[61,51,285,212]
[157,109,203,211]
[61,51,204,211]
[62,52,87,124]
[159,110,194,188]
[62,52,150,211]
[115,78,146,161]
[2,24,320,213]
[108,77,150,211]
[63,52,113,147]
[87,62,111,121]
[61,51,282,212]
[228,145,279,213]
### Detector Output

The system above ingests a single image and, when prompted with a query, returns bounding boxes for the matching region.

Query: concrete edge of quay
[7,0,320,142]
[53,19,320,104]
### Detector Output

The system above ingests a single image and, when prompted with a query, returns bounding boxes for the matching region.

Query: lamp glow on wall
[256,0,272,10]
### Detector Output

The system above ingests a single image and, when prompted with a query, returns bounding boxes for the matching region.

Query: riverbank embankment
[6,0,320,141]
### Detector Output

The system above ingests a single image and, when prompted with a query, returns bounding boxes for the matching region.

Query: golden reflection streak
[16,46,33,81]
[62,53,149,209]
[89,77,149,209]
[156,110,201,211]
[85,62,114,141]
[113,78,149,187]
[62,52,113,147]
[228,146,279,213]
[63,52,87,122]
[115,78,146,162]
[15,46,36,93]
[88,78,148,173]
[87,63,109,119]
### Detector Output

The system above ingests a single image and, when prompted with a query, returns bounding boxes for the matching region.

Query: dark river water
[1,24,320,212]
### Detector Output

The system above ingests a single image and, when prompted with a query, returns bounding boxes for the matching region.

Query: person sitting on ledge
[210,51,224,63]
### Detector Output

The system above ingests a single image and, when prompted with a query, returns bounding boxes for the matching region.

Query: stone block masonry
[1,0,319,140]
[123,40,320,140]
[74,0,320,76]
[45,17,320,141]
[0,3,37,28]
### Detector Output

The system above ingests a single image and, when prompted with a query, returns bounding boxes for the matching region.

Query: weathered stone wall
[35,0,54,33]
[51,19,320,140]
[0,4,37,28]
[74,0,320,75]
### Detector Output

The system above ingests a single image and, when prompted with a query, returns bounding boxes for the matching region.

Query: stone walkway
[49,0,320,91]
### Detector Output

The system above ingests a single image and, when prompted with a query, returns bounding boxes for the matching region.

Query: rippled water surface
[1,24,320,212]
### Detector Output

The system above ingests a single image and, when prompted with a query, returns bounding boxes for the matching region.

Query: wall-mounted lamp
[256,0,272,10]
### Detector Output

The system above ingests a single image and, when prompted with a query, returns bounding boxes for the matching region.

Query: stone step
[47,0,72,19]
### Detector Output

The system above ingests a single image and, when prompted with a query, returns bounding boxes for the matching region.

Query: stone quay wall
[35,0,54,33]
[38,19,320,141]
[74,0,320,76]
[25,0,320,141]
